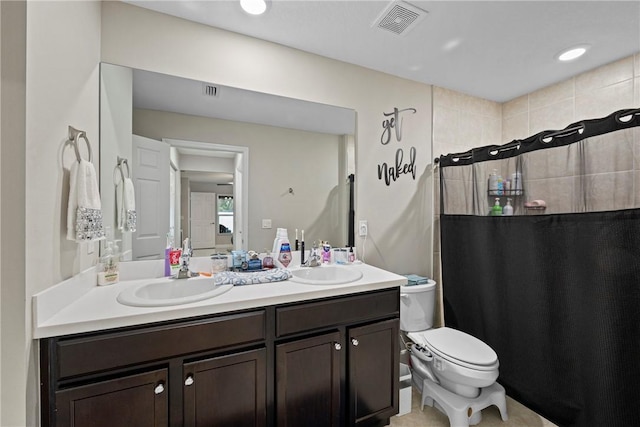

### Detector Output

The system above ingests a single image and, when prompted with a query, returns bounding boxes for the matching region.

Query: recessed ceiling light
[240,0,268,15]
[557,45,590,62]
[442,38,462,52]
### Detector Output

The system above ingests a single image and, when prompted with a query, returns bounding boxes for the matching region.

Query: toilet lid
[408,327,498,370]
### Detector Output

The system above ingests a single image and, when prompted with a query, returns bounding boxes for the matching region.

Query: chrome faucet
[302,241,322,267]
[175,237,194,279]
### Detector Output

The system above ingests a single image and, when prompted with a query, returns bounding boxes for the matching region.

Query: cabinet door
[276,332,342,427]
[55,369,168,427]
[183,348,266,427]
[349,319,399,426]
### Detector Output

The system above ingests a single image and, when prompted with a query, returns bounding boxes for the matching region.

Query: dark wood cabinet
[349,319,399,426]
[55,369,168,427]
[274,289,400,427]
[276,331,342,427]
[41,288,400,427]
[41,310,267,427]
[274,319,399,427]
[183,348,267,427]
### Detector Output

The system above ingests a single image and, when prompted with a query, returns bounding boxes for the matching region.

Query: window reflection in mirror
[217,195,233,234]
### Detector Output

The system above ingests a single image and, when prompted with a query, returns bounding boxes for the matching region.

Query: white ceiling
[125,0,640,103]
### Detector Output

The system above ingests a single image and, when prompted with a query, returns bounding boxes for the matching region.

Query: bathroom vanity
[36,263,404,427]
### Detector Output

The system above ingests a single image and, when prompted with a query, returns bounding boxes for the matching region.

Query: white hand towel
[67,159,105,242]
[116,177,137,232]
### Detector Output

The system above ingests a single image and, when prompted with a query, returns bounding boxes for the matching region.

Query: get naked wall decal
[377,107,417,186]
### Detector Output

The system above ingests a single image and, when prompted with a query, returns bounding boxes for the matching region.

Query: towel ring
[68,126,92,163]
[114,157,130,185]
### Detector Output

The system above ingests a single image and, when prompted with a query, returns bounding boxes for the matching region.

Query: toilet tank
[400,280,436,332]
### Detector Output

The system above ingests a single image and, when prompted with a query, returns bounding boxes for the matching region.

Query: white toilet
[400,281,508,426]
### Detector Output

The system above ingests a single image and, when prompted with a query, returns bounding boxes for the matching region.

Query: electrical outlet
[358,220,368,237]
[262,219,272,229]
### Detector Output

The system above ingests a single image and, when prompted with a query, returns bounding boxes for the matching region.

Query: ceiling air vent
[202,83,219,97]
[372,1,428,37]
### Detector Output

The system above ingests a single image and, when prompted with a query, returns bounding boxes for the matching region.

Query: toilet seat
[408,327,499,371]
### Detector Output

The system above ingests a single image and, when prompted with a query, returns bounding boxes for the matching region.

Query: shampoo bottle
[488,169,498,195]
[273,228,292,268]
[491,198,503,216]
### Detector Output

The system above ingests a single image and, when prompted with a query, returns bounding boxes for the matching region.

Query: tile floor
[389,387,558,427]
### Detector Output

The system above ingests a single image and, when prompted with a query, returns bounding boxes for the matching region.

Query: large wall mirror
[100,63,356,261]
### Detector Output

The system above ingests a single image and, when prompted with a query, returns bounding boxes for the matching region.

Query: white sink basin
[117,276,234,307]
[289,265,363,285]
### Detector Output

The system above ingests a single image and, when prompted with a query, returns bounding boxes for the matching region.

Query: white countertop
[33,260,406,339]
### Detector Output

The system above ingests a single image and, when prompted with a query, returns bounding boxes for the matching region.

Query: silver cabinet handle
[154,383,165,394]
[334,342,342,351]
[185,375,194,386]
[351,338,359,346]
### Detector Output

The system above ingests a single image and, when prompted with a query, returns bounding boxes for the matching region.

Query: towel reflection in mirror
[114,158,137,233]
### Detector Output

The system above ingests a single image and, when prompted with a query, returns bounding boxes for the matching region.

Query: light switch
[262,219,272,229]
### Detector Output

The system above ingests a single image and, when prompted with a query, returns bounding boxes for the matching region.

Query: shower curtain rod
[436,107,640,166]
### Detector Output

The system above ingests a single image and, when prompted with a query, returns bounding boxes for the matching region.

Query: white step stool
[420,378,508,427]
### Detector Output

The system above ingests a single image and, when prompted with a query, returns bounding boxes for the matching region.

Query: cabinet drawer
[276,288,399,337]
[56,310,265,380]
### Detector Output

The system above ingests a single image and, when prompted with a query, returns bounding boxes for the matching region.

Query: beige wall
[432,53,640,327]
[133,108,346,252]
[503,55,640,141]
[102,2,434,276]
[1,2,27,426]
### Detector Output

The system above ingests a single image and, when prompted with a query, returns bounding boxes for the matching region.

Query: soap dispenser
[97,241,119,286]
[503,198,514,216]
[491,198,503,216]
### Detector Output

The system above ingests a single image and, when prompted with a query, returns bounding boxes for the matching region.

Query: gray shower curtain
[438,109,640,427]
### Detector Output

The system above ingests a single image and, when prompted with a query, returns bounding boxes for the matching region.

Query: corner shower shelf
[487,190,523,197]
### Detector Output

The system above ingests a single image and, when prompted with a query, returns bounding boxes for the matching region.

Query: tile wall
[432,87,502,326]
[432,53,640,326]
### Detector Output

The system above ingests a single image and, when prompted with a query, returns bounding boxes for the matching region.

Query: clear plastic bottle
[512,172,523,195]
[97,241,119,286]
[488,169,498,195]
[497,174,504,196]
